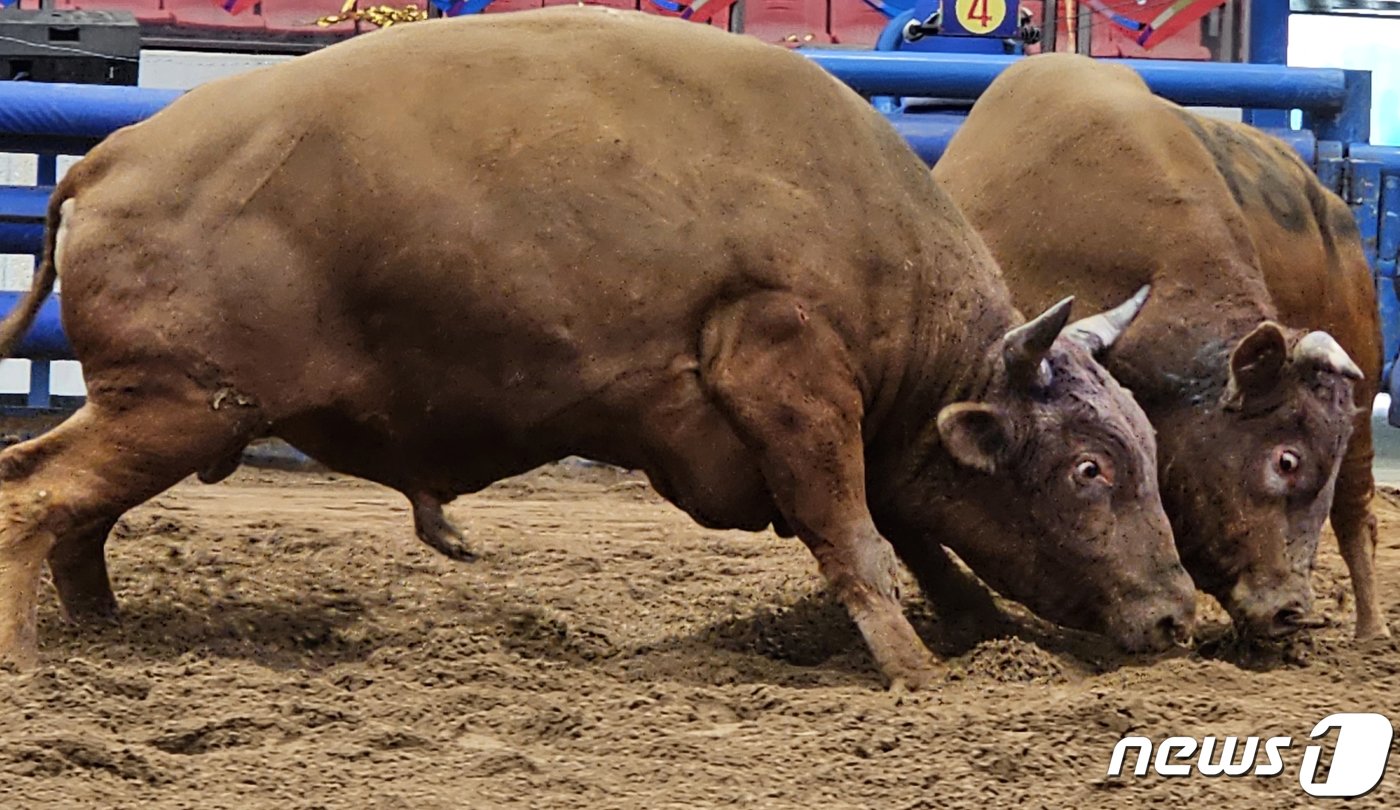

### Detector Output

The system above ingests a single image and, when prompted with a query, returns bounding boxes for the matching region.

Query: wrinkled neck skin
[863,287,1016,563]
[863,256,1022,447]
[1111,281,1273,404]
[866,351,1016,594]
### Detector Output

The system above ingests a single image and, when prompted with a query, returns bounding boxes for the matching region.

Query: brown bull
[936,53,1386,641]
[0,11,1194,685]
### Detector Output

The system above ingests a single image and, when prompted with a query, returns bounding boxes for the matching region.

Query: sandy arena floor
[1,462,1397,808]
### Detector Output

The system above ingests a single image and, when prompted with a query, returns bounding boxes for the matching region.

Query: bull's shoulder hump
[274,8,834,98]
[1001,52,1145,85]
[986,52,1151,109]
[955,54,1166,166]
[154,9,869,147]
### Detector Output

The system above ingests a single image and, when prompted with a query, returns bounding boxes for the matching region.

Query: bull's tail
[0,187,67,359]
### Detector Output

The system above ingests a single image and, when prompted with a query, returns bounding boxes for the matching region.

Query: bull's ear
[937,402,1012,474]
[1223,321,1289,409]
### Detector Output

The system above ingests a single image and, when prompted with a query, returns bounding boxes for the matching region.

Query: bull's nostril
[1270,605,1309,635]
[1156,614,1192,648]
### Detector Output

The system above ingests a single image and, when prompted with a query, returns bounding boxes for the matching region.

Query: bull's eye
[1277,449,1301,475]
[1072,455,1114,488]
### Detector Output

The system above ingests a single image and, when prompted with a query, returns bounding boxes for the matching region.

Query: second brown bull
[936,53,1386,641]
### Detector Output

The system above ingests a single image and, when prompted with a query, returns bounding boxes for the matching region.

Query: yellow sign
[955,0,1008,34]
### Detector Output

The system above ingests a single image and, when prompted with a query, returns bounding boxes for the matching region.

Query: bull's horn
[1293,331,1363,380]
[1003,296,1074,389]
[1065,285,1151,356]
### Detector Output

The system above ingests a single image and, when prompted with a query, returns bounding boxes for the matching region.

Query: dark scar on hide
[1171,110,1312,235]
[1304,178,1346,260]
[1315,182,1362,264]
[1172,110,1246,207]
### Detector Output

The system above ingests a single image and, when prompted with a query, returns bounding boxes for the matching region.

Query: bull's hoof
[885,661,946,693]
[410,495,477,563]
[60,600,121,627]
[0,641,39,673]
[51,576,120,627]
[1355,620,1393,642]
[428,536,478,563]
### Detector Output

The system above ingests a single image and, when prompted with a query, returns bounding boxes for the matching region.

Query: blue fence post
[27,155,60,412]
[26,360,51,411]
[1244,1,1290,130]
[1382,173,1400,281]
[1350,158,1394,391]
[1313,69,1372,145]
[1246,1,1288,65]
[35,153,57,187]
[1352,160,1383,270]
[1315,140,1345,194]
[1382,171,1400,422]
[871,9,918,114]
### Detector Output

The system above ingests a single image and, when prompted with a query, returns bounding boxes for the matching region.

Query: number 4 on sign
[955,0,1006,33]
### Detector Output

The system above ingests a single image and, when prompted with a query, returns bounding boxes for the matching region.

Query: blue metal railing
[0,53,1370,154]
[807,51,1352,110]
[0,184,49,255]
[802,50,1372,143]
[0,292,68,361]
[0,81,181,152]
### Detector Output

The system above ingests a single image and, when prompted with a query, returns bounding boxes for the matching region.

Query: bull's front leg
[894,537,1016,645]
[409,493,476,562]
[700,292,942,689]
[1332,410,1390,640]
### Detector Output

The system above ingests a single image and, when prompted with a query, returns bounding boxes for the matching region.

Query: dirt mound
[951,637,1069,684]
[2,464,1398,808]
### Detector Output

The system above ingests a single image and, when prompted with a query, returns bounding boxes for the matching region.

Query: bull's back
[64,9,958,358]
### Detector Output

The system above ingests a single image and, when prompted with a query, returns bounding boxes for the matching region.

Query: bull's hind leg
[46,444,247,623]
[701,293,940,689]
[0,396,252,667]
[1332,412,1390,640]
[47,518,120,623]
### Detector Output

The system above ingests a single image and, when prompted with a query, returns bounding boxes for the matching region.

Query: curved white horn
[1292,331,1363,381]
[1064,285,1151,356]
[1003,296,1074,389]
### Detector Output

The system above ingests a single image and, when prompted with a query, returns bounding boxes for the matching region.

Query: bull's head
[1148,321,1361,639]
[886,288,1197,653]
